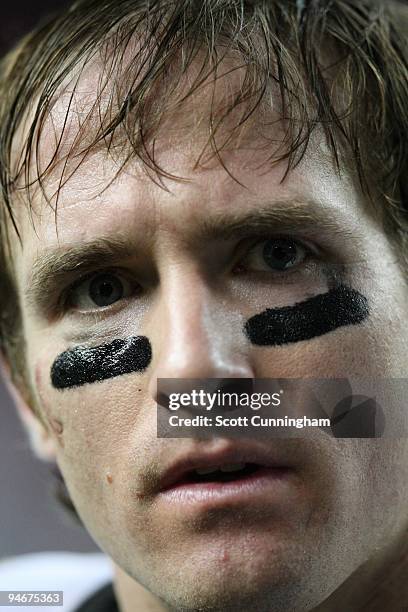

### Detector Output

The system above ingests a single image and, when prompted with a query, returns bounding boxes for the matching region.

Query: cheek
[243,282,407,378]
[40,372,148,449]
[243,284,407,437]
[33,334,153,509]
[35,334,153,471]
[242,283,374,377]
[34,335,152,448]
[35,361,152,526]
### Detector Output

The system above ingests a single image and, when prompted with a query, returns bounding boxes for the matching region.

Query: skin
[5,59,408,612]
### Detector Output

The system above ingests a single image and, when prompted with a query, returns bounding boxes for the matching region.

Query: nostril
[156,391,170,409]
[204,378,255,412]
[219,378,254,397]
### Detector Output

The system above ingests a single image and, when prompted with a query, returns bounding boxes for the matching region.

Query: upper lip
[157,441,293,493]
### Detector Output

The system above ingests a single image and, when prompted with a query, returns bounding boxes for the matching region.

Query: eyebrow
[196,200,353,241]
[25,199,355,313]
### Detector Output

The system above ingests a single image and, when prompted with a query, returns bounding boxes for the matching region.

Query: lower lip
[158,467,293,506]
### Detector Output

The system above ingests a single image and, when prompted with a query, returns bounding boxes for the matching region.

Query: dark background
[0,0,97,560]
[0,1,70,57]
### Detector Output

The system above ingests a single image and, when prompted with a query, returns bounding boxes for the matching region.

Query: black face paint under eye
[51,336,152,389]
[244,284,369,346]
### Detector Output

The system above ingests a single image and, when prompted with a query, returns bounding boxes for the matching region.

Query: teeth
[195,467,220,475]
[220,463,246,473]
[194,462,246,475]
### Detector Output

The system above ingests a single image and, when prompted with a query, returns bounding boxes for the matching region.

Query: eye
[67,272,136,311]
[237,237,307,273]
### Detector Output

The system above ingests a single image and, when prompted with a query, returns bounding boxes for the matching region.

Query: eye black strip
[244,284,369,346]
[51,336,152,389]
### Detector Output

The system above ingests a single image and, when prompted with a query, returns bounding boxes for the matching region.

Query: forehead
[31,48,275,183]
[14,40,341,202]
[9,50,372,272]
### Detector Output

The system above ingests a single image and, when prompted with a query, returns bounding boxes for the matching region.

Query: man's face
[9,63,408,612]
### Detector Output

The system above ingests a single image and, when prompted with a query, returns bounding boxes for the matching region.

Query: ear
[0,354,58,462]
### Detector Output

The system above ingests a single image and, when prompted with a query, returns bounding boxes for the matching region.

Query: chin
[145,577,321,612]
[123,538,332,612]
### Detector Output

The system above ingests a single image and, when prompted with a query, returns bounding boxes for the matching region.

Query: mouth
[156,445,295,507]
[165,462,271,486]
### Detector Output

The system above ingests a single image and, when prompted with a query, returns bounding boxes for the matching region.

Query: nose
[147,268,254,405]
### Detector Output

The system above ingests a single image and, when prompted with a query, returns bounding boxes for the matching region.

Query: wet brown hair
[0,0,407,414]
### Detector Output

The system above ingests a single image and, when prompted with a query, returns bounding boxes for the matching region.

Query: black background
[0,0,70,57]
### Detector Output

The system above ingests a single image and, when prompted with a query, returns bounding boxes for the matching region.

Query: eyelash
[59,235,316,315]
